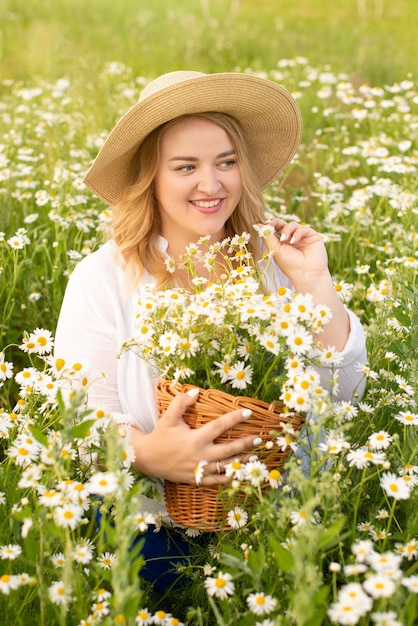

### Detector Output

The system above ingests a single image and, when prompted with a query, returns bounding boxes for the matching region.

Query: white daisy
[380,472,411,500]
[227,361,253,390]
[54,503,84,529]
[243,460,269,487]
[20,328,54,355]
[258,332,281,355]
[286,327,314,354]
[159,331,180,355]
[347,447,386,469]
[97,552,115,570]
[91,600,110,617]
[204,571,235,599]
[363,574,396,598]
[136,607,153,625]
[0,573,21,594]
[227,506,248,529]
[194,459,208,485]
[343,564,368,576]
[401,575,418,593]
[338,582,373,612]
[290,509,315,528]
[395,411,418,426]
[370,611,402,626]
[328,598,370,625]
[153,610,172,624]
[351,539,374,563]
[252,223,275,238]
[398,538,418,560]
[212,360,233,384]
[51,553,66,568]
[367,431,392,450]
[0,356,13,381]
[367,551,402,573]
[246,592,277,615]
[0,544,22,560]
[38,488,63,508]
[48,580,71,606]
[73,539,95,564]
[224,459,245,480]
[267,469,282,488]
[87,471,119,496]
[134,511,156,533]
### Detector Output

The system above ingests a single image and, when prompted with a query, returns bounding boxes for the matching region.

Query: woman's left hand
[262,218,330,289]
[261,217,351,351]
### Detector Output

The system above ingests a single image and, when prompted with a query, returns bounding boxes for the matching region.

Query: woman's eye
[219,160,236,169]
[178,164,195,172]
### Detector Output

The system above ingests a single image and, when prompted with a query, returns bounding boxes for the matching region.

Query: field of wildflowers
[0,32,417,626]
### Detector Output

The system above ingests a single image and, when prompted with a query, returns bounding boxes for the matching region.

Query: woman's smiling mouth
[190,198,224,213]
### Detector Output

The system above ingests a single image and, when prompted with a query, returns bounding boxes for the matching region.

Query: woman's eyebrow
[169,149,236,162]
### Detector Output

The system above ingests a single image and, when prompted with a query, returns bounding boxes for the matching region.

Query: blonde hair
[111,112,266,289]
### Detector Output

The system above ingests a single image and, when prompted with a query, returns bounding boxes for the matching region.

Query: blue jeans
[96,505,212,594]
[136,524,196,592]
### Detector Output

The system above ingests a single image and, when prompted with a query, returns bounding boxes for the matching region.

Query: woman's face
[154,116,243,256]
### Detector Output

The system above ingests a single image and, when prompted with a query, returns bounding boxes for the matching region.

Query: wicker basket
[156,379,304,531]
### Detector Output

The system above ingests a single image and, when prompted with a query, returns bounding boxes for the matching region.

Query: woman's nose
[197,167,222,195]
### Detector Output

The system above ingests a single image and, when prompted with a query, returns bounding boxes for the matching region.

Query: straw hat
[83,71,302,206]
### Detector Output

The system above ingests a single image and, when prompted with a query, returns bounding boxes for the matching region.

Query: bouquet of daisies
[126,230,332,412]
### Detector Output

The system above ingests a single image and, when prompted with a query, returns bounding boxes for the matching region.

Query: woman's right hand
[130,389,258,485]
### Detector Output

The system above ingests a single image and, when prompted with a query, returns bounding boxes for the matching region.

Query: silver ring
[216,460,223,474]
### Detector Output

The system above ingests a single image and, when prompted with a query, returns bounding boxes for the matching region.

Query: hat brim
[83,73,302,206]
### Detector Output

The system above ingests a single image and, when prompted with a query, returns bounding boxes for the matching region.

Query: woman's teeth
[192,199,221,208]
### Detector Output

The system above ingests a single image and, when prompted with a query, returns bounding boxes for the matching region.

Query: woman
[55,71,367,592]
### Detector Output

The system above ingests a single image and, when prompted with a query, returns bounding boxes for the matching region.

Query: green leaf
[391,306,411,327]
[317,516,346,550]
[70,419,97,439]
[28,424,48,447]
[247,544,265,576]
[269,537,295,573]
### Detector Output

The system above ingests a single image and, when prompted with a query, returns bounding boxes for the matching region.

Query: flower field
[0,37,417,626]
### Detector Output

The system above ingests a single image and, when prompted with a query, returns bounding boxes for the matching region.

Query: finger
[275,221,303,242]
[263,217,286,230]
[207,451,255,476]
[199,473,232,487]
[211,434,263,464]
[262,219,298,244]
[202,407,253,440]
[160,388,200,425]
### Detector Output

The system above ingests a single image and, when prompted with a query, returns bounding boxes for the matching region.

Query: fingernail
[187,388,200,397]
[252,437,263,446]
[289,236,295,244]
[280,233,287,242]
[242,409,252,419]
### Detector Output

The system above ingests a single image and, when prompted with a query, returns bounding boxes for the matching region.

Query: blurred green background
[0,0,415,85]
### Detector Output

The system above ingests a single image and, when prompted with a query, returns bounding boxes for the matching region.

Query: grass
[0,0,416,84]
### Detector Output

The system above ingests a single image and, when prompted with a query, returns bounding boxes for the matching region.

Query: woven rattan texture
[156,379,305,530]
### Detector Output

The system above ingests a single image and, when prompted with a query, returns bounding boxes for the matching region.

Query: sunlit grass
[0,0,416,84]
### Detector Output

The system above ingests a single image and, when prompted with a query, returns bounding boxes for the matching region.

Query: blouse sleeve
[54,246,139,427]
[317,308,367,402]
[267,263,367,403]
